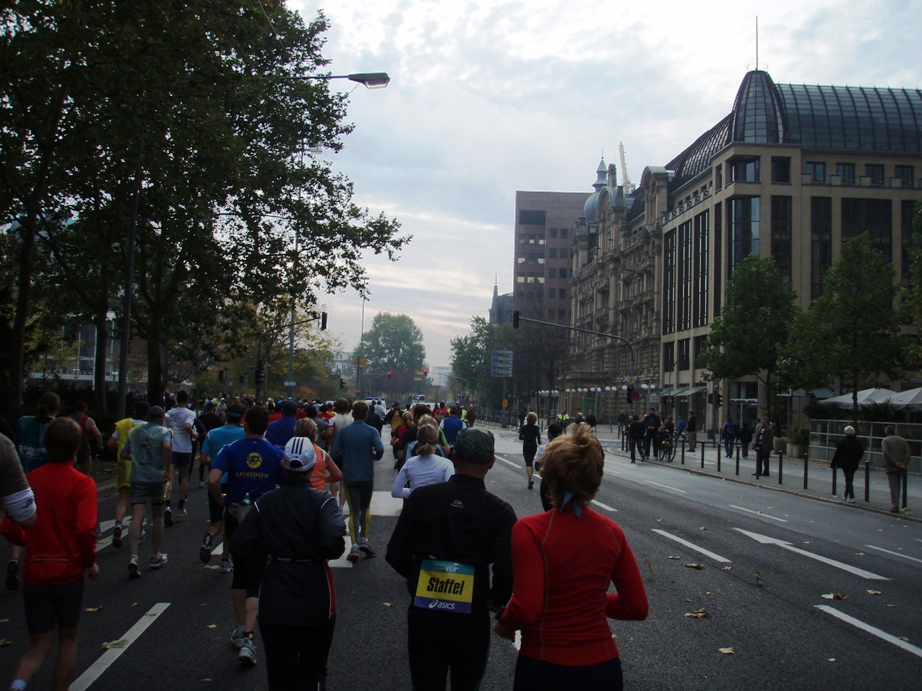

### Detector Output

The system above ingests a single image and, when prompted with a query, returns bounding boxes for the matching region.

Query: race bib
[414,559,474,614]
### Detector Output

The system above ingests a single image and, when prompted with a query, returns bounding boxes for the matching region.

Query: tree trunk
[146,315,164,406]
[9,211,41,410]
[92,303,109,411]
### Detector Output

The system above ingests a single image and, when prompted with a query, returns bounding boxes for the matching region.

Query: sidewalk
[483,422,919,522]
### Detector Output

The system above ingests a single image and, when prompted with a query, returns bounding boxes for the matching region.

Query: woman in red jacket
[1,417,98,691]
[494,424,648,690]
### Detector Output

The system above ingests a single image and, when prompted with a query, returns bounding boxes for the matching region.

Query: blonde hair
[526,411,537,424]
[844,425,856,437]
[414,424,440,457]
[539,424,605,510]
[294,418,317,441]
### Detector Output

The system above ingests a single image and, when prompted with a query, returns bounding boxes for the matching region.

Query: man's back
[332,421,383,482]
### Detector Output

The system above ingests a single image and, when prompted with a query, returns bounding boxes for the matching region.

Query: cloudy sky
[290,0,922,368]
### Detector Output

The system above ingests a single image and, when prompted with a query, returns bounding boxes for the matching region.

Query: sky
[289,0,922,368]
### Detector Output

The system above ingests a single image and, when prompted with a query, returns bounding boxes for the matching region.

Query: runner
[198,403,246,571]
[391,423,454,499]
[121,406,172,578]
[265,400,298,450]
[329,401,384,563]
[386,428,516,690]
[107,401,150,549]
[208,405,285,667]
[196,401,223,488]
[69,401,103,475]
[164,389,197,523]
[517,412,541,490]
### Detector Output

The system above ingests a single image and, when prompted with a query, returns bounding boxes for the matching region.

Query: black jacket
[831,436,864,472]
[230,478,346,627]
[386,474,516,611]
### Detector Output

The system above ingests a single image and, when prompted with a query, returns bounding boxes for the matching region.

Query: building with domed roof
[566,69,922,433]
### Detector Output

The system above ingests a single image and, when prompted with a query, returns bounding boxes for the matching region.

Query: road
[1,428,920,690]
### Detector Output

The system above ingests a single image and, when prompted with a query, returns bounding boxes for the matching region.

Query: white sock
[11,679,27,690]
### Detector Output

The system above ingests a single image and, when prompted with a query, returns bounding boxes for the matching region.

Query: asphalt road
[1,429,920,690]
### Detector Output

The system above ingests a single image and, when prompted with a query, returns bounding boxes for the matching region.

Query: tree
[698,255,797,422]
[786,233,904,427]
[903,199,922,368]
[356,313,426,395]
[450,316,515,409]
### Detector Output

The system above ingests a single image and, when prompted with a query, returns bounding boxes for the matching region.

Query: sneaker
[890,506,900,513]
[149,553,168,569]
[230,628,247,648]
[198,481,206,489]
[238,637,257,667]
[358,538,376,557]
[347,545,361,563]
[847,497,856,504]
[528,480,534,490]
[5,560,20,591]
[221,559,234,574]
[112,523,123,549]
[164,505,173,527]
[139,525,148,544]
[178,501,187,518]
[128,556,141,579]
[200,534,214,564]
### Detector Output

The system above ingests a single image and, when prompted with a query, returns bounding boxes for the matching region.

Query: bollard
[701,442,705,469]
[717,444,722,473]
[902,467,908,509]
[735,443,740,476]
[755,447,761,479]
[803,450,809,490]
[864,460,870,503]
[680,437,685,465]
[832,464,837,496]
[778,450,783,485]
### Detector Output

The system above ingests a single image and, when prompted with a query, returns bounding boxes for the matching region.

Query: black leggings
[408,606,490,691]
[842,467,857,499]
[514,655,622,691]
[260,617,336,690]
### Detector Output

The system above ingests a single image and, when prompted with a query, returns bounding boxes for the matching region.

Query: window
[693,335,707,368]
[866,164,885,186]
[729,156,760,183]
[678,339,691,371]
[559,269,567,279]
[693,210,709,327]
[896,165,915,188]
[549,228,558,238]
[771,196,792,281]
[559,249,568,259]
[663,342,675,372]
[526,292,535,302]
[557,309,567,319]
[548,309,555,319]
[560,228,569,238]
[836,163,855,184]
[771,157,791,183]
[842,198,892,262]
[528,234,536,244]
[519,210,546,225]
[677,221,692,332]
[517,256,525,264]
[546,268,556,278]
[715,164,723,189]
[714,202,722,318]
[527,253,536,264]
[811,198,832,300]
[537,257,545,265]
[547,288,556,299]
[903,201,915,286]
[729,197,761,273]
[806,161,826,183]
[559,289,567,299]
[548,248,557,259]
[516,276,525,284]
[663,230,676,335]
[518,234,527,243]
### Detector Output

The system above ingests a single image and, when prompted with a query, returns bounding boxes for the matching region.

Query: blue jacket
[266,416,298,449]
[330,419,384,483]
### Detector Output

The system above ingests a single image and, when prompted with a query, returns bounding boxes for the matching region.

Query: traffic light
[239,374,245,384]
[339,376,346,390]
[715,392,723,408]
[626,386,634,404]
[218,369,224,382]
[387,370,392,378]
[513,310,520,329]
[320,312,328,330]
[707,392,713,404]
[424,368,429,376]
[254,360,264,387]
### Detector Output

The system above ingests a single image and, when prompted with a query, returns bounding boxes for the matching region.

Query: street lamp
[290,72,391,89]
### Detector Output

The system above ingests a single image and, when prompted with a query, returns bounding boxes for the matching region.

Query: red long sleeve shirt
[498,507,648,666]
[1,462,97,586]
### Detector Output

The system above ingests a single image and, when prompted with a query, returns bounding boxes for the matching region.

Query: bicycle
[659,430,686,463]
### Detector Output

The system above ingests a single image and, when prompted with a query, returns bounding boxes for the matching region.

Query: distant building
[489,281,513,324]
[568,69,922,429]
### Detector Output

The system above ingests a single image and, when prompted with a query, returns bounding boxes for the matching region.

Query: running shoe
[198,481,206,489]
[528,480,534,490]
[178,501,187,517]
[149,553,168,569]
[238,637,257,667]
[139,525,148,544]
[347,545,361,563]
[164,505,173,527]
[128,556,141,579]
[230,628,248,648]
[200,533,214,564]
[5,560,19,590]
[221,559,234,574]
[112,523,123,549]
[358,538,376,557]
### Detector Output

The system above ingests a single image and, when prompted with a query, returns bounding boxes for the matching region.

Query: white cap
[282,437,316,473]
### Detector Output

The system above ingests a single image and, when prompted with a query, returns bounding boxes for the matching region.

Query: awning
[659,387,675,397]
[677,386,706,397]
[811,388,835,400]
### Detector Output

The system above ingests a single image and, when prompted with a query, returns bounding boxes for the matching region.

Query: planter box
[787,443,806,459]
[773,437,788,453]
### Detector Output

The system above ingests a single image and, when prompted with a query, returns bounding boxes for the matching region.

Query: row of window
[515,268,569,280]
[516,248,570,263]
[513,280,569,299]
[719,155,915,188]
[517,228,571,243]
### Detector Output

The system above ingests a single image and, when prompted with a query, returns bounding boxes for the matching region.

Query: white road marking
[735,529,889,580]
[495,455,521,470]
[729,505,788,523]
[370,491,405,517]
[71,602,170,691]
[652,529,731,563]
[815,605,922,660]
[864,544,922,565]
[591,500,618,512]
[328,536,355,568]
[644,480,687,494]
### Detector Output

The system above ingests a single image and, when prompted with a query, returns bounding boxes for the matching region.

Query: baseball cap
[148,406,165,420]
[204,400,216,410]
[282,437,316,473]
[281,400,298,414]
[453,428,495,464]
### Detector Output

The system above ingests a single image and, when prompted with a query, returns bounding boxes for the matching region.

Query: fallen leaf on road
[685,563,704,570]
[706,591,713,598]
[0,618,8,623]
[867,590,882,596]
[668,556,681,560]
[828,658,836,662]
[901,637,910,642]
[0,639,11,647]
[647,559,656,580]
[722,566,733,572]
[144,612,158,617]
[102,639,128,649]
[204,565,221,570]
[656,518,664,522]
[207,625,217,629]
[684,608,710,619]
[855,552,866,556]
[821,593,848,601]
[685,598,692,602]
[754,571,765,587]
[383,603,392,607]
[700,527,709,531]
[718,647,735,655]
[131,603,138,607]
[85,606,103,613]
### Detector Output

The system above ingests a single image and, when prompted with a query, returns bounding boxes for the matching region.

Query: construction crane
[619,142,634,194]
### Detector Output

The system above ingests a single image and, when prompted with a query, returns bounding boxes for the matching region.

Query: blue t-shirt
[265,416,297,449]
[202,424,246,484]
[212,436,284,504]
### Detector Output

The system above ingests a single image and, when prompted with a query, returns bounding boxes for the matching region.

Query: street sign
[490,350,513,377]
[413,369,427,382]
[631,391,640,401]
[283,380,296,387]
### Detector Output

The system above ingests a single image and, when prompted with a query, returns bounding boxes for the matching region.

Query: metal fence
[809,420,921,474]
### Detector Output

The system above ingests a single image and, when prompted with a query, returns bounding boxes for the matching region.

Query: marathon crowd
[1,391,653,690]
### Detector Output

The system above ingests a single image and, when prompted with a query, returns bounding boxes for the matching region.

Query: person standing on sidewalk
[753,417,775,477]
[830,425,863,503]
[720,417,739,459]
[628,416,646,463]
[686,410,697,452]
[882,426,910,513]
